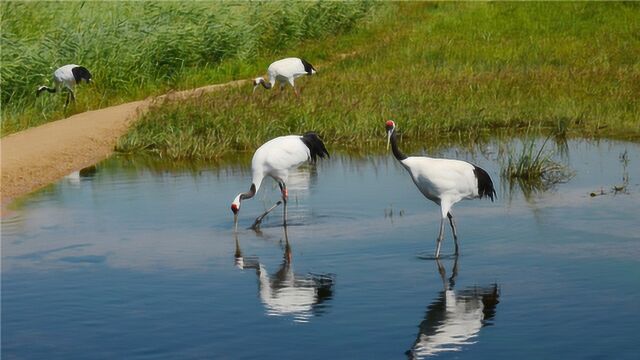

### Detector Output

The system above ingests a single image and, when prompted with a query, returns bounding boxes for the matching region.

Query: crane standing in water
[231,132,329,230]
[385,120,496,258]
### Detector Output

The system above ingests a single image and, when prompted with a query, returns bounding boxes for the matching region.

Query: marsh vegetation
[1,1,380,134]
[115,2,640,161]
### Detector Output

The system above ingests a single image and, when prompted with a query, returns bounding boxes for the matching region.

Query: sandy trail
[1,80,247,209]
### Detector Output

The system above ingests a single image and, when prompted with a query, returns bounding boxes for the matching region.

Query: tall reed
[1,1,380,134]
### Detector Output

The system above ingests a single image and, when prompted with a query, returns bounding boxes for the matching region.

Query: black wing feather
[71,66,92,84]
[473,165,496,201]
[300,59,316,75]
[301,132,329,163]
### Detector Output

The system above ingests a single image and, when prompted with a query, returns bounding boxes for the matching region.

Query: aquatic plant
[500,136,574,199]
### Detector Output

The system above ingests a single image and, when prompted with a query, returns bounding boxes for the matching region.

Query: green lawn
[116,2,640,161]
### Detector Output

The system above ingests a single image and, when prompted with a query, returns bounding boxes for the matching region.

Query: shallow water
[2,139,639,359]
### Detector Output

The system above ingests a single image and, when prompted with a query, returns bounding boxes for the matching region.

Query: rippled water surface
[2,140,639,359]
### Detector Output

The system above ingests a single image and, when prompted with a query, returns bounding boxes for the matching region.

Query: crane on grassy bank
[36,64,92,107]
[253,57,317,97]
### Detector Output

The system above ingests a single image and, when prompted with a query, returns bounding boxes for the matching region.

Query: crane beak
[233,213,239,232]
[386,130,392,151]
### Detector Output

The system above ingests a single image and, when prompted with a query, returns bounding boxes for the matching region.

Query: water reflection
[407,257,499,359]
[234,227,335,323]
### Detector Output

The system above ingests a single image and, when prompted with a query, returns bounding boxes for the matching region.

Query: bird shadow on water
[233,226,336,323]
[406,256,500,359]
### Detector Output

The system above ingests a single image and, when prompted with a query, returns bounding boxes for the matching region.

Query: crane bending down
[385,120,496,258]
[36,64,92,107]
[231,132,329,230]
[253,57,317,97]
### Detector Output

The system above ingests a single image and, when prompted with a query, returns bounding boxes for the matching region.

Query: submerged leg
[279,181,288,226]
[447,212,459,255]
[449,254,459,289]
[435,258,446,291]
[434,217,445,259]
[250,201,282,230]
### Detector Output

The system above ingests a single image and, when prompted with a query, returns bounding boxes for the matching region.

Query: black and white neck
[253,77,272,90]
[386,121,408,161]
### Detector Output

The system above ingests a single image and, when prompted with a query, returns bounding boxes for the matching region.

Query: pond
[2,139,639,359]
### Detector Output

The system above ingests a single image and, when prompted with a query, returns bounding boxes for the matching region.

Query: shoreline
[0,80,247,212]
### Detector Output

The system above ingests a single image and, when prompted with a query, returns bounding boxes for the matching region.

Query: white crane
[253,57,317,97]
[36,64,92,107]
[231,132,329,229]
[385,120,496,258]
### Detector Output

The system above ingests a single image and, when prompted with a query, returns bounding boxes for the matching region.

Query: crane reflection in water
[407,256,500,359]
[234,226,335,323]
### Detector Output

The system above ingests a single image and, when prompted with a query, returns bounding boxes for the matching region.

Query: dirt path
[1,80,248,209]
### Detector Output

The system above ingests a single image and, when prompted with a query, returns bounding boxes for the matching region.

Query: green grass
[1,1,381,134]
[116,2,640,161]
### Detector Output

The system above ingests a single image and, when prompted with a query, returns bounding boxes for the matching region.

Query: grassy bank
[1,1,380,134]
[115,2,640,160]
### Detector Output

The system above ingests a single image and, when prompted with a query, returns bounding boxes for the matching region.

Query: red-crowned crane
[253,57,317,97]
[36,64,92,107]
[231,132,329,230]
[385,120,496,258]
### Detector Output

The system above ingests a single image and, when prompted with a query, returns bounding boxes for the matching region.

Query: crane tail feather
[473,165,496,201]
[300,59,316,75]
[301,132,330,163]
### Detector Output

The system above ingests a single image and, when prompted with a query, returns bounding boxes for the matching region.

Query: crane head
[231,194,242,230]
[231,194,242,215]
[385,120,396,150]
[252,77,264,93]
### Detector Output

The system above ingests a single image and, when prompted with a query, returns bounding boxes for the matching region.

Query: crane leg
[434,217,445,258]
[279,181,288,226]
[250,201,283,230]
[435,258,446,291]
[449,254,459,289]
[447,212,459,255]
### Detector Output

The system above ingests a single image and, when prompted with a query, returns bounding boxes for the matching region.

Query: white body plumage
[385,120,495,258]
[54,64,83,91]
[231,133,329,227]
[400,157,482,217]
[249,135,313,194]
[36,64,92,106]
[253,57,317,95]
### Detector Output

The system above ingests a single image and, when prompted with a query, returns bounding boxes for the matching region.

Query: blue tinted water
[2,140,639,359]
